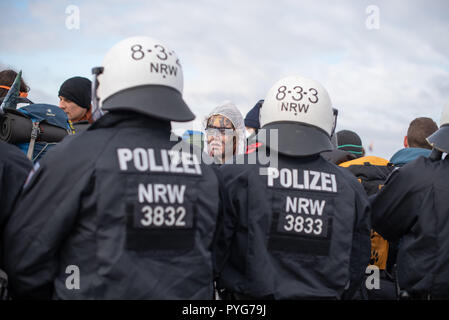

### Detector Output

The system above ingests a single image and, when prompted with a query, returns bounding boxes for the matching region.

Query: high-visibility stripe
[337,144,363,149]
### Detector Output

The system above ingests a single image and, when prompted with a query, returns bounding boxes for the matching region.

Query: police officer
[3,36,220,299]
[0,141,32,299]
[0,73,33,254]
[213,76,371,299]
[371,100,449,300]
[0,141,32,245]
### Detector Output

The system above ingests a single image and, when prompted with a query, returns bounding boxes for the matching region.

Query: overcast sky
[1,0,448,159]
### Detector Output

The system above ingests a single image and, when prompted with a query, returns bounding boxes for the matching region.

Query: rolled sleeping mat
[429,148,443,161]
[0,111,32,143]
[39,122,68,142]
[0,111,68,143]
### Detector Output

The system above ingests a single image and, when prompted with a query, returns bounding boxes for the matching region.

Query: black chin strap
[91,66,105,121]
[331,108,338,137]
[429,148,443,161]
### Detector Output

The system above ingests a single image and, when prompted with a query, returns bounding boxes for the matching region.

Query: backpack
[0,104,71,162]
[340,156,396,270]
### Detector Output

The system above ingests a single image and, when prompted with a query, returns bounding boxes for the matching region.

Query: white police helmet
[427,100,449,153]
[257,75,336,156]
[92,36,195,122]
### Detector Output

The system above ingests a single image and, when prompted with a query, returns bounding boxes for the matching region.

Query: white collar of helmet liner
[427,100,449,154]
[257,75,337,157]
[91,36,195,122]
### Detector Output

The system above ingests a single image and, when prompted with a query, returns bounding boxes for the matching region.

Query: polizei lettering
[117,148,202,175]
[267,167,337,192]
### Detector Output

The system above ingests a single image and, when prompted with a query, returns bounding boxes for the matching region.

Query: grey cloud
[1,0,448,159]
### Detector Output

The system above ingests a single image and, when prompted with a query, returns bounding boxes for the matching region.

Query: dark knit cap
[244,99,263,129]
[337,130,363,156]
[58,76,92,109]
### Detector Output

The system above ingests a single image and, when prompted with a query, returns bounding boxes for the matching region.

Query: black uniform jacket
[371,156,449,296]
[213,147,371,299]
[0,141,32,267]
[3,111,220,299]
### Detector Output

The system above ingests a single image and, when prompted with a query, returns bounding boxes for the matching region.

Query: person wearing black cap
[337,130,364,158]
[58,76,93,124]
[337,130,397,300]
[4,36,220,299]
[244,99,262,135]
[321,126,358,165]
[213,76,370,300]
[243,99,263,150]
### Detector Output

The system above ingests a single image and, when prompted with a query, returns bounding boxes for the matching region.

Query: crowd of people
[0,35,448,300]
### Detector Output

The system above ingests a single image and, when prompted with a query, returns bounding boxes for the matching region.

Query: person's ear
[404,136,408,148]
